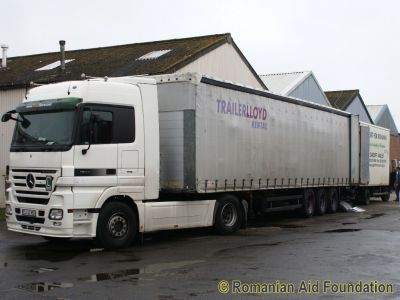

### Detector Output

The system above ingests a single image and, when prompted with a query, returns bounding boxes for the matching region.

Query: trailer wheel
[302,189,315,218]
[359,189,370,205]
[315,189,327,215]
[96,202,137,249]
[327,188,339,213]
[214,195,243,235]
[381,188,390,202]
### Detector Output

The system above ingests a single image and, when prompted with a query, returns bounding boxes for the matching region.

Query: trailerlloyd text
[216,99,267,121]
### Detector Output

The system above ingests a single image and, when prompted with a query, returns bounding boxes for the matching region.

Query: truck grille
[21,225,41,231]
[16,215,45,224]
[11,168,61,205]
[16,197,50,205]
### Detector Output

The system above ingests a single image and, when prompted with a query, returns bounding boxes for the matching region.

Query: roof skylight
[136,50,172,60]
[35,59,75,71]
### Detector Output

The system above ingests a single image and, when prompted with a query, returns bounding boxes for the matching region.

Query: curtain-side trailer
[2,73,390,248]
[358,122,390,203]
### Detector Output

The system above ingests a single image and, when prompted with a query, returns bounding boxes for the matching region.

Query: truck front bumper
[5,187,98,238]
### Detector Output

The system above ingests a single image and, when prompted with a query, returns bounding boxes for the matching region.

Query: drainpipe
[1,44,8,68]
[59,40,66,71]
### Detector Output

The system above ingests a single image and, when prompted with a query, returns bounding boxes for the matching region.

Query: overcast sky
[2,0,399,127]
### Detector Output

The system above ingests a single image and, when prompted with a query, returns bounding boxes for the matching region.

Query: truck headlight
[49,209,63,220]
[5,204,12,215]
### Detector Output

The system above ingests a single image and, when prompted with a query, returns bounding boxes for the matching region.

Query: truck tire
[96,202,137,249]
[381,188,390,202]
[359,189,370,205]
[315,189,327,215]
[214,195,243,235]
[302,189,315,218]
[327,188,338,213]
[381,194,390,202]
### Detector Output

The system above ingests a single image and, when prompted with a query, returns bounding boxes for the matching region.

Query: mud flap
[241,200,248,229]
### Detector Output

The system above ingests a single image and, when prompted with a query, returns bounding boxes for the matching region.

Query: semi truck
[1,73,390,248]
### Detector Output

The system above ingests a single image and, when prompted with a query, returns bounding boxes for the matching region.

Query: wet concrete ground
[1,197,400,299]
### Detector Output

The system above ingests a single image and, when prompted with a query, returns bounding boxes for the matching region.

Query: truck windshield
[11,98,81,151]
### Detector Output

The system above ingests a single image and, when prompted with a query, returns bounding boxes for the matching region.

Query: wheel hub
[108,214,128,238]
[221,203,237,227]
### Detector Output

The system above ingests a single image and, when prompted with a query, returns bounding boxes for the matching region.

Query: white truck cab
[3,77,164,247]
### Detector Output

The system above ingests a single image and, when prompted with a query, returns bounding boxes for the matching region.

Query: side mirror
[82,114,96,155]
[1,112,12,122]
[2,110,18,123]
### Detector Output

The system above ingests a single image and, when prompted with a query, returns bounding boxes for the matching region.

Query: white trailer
[2,73,390,248]
[359,122,390,203]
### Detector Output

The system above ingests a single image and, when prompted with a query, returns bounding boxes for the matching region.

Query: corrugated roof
[0,33,267,90]
[326,89,373,123]
[367,104,399,135]
[259,71,310,95]
[325,90,359,110]
[366,105,384,122]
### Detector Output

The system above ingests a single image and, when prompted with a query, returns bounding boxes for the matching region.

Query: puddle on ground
[15,240,94,262]
[249,221,306,229]
[82,260,205,282]
[19,260,205,292]
[23,247,81,262]
[216,242,280,255]
[324,229,361,233]
[365,213,385,219]
[17,282,74,293]
[80,268,140,282]
[113,258,141,263]
[89,248,104,253]
[342,222,357,225]
[272,224,305,229]
[31,267,58,273]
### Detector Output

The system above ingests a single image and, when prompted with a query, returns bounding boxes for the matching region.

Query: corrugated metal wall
[346,96,371,124]
[159,111,185,189]
[289,75,331,106]
[177,43,264,90]
[376,108,398,135]
[0,88,25,206]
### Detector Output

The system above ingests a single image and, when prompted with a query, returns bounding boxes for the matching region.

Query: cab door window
[80,109,113,144]
[78,105,135,145]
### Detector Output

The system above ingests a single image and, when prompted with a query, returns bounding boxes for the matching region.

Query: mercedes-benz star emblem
[26,173,35,189]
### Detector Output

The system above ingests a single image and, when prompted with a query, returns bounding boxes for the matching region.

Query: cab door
[73,104,143,205]
[73,105,118,196]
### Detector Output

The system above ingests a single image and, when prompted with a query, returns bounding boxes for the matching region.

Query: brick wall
[390,134,400,164]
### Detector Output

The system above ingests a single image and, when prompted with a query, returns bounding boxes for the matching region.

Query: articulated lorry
[1,73,390,248]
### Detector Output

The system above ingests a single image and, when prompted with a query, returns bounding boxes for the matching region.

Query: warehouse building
[0,33,267,205]
[259,71,331,106]
[325,90,373,124]
[367,104,400,163]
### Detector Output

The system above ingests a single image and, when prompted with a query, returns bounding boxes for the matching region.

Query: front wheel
[96,202,137,249]
[214,195,243,235]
